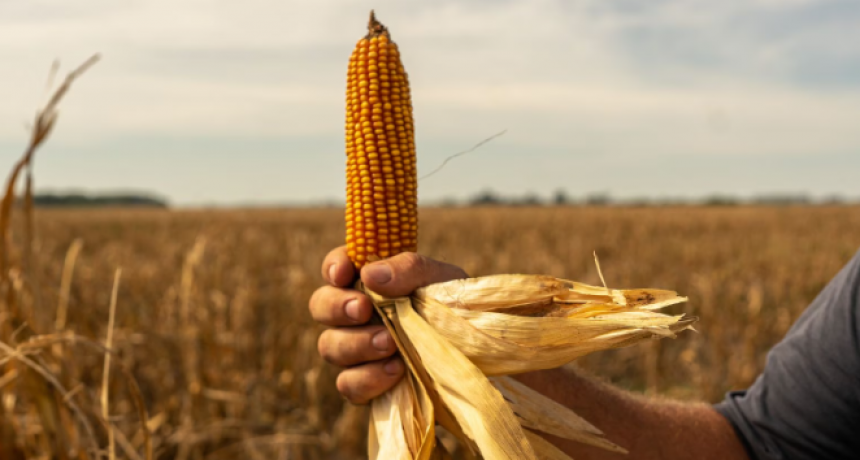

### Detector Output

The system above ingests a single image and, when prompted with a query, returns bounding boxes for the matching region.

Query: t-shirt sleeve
[715,248,860,460]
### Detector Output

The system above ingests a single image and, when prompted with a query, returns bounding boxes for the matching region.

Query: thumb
[361,252,468,297]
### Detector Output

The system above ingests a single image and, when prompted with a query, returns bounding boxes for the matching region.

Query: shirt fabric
[715,248,860,460]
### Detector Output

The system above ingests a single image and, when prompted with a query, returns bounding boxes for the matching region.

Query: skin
[310,247,750,459]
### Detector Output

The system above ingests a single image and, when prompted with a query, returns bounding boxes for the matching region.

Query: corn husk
[364,274,695,460]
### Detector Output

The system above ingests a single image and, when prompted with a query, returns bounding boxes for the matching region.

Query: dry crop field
[1,204,859,459]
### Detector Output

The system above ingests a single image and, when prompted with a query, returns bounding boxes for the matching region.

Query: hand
[310,247,468,404]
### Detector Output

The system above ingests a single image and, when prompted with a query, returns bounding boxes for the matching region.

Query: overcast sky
[1,0,858,206]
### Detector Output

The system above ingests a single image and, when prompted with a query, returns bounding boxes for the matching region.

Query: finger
[309,286,373,326]
[337,358,405,405]
[321,246,356,287]
[361,252,468,297]
[317,325,396,367]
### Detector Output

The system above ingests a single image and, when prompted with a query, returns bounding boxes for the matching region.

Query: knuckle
[335,374,354,401]
[308,289,323,313]
[311,287,339,317]
[352,377,377,402]
[343,334,362,357]
[398,252,426,273]
[337,373,368,405]
[317,331,335,362]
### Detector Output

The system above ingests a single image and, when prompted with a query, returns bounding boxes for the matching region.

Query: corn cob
[341,12,698,460]
[346,11,418,268]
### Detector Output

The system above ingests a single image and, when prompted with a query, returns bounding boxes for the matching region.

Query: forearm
[514,367,749,460]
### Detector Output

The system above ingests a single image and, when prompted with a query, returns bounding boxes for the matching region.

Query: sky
[1,0,859,206]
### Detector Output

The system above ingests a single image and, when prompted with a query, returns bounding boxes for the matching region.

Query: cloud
[586,0,860,87]
[0,0,858,204]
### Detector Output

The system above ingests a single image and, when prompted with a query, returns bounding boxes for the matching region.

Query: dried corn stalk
[363,275,695,460]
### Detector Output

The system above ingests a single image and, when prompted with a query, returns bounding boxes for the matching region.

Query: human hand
[310,247,468,404]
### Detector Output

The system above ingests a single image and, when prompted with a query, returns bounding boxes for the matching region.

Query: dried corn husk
[364,274,695,460]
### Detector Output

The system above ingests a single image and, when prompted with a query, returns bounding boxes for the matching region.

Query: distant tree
[822,194,845,205]
[470,190,502,206]
[626,197,653,207]
[438,197,459,208]
[516,193,542,207]
[751,194,810,206]
[703,195,740,207]
[585,193,611,206]
[553,189,568,205]
[32,193,168,208]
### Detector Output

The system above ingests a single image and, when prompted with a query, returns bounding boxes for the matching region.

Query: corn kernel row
[345,16,418,268]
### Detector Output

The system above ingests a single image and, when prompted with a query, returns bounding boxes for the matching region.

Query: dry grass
[1,204,858,458]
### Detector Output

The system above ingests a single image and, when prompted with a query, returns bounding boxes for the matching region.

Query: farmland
[2,205,859,459]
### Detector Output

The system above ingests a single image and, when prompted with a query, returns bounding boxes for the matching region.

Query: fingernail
[365,263,392,285]
[384,358,403,375]
[372,330,391,351]
[345,299,361,322]
[328,264,337,284]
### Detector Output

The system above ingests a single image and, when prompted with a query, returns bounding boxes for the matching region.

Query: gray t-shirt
[716,249,860,459]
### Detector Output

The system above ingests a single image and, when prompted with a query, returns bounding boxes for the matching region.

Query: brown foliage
[1,204,859,458]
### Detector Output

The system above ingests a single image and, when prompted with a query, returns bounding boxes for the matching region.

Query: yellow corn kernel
[346,11,418,268]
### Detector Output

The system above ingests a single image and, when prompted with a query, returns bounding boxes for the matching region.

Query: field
[1,205,859,459]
